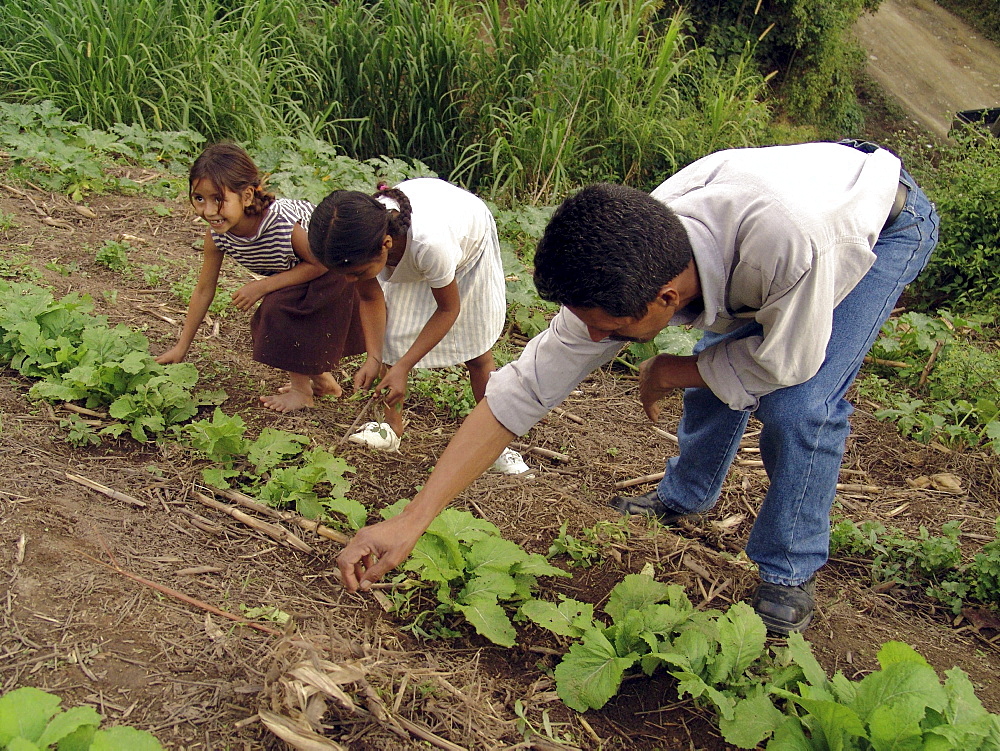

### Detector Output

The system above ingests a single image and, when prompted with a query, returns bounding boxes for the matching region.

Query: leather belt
[883,181,908,230]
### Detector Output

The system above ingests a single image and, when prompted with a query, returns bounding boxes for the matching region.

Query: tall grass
[0,0,321,141]
[455,0,770,200]
[0,0,773,202]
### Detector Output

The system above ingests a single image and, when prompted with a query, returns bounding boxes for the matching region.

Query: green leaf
[0,687,62,744]
[867,700,926,751]
[466,536,528,572]
[514,552,571,578]
[710,602,766,684]
[767,715,813,750]
[940,667,990,729]
[37,705,101,747]
[605,574,679,621]
[246,427,309,472]
[405,534,463,583]
[520,597,595,638]
[793,696,866,750]
[642,627,710,677]
[851,661,946,724]
[455,594,516,647]
[8,738,42,751]
[430,509,500,543]
[671,670,737,721]
[785,631,829,689]
[719,689,786,749]
[296,496,323,520]
[90,725,164,750]
[554,628,640,711]
[320,497,367,529]
[459,570,517,602]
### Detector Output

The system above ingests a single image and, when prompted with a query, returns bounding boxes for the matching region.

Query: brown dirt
[2,160,1000,748]
[854,0,1000,138]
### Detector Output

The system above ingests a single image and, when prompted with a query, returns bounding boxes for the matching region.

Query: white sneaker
[348,422,401,451]
[491,447,532,476]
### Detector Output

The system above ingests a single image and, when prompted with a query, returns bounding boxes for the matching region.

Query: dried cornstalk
[613,471,665,489]
[193,492,314,553]
[209,487,350,545]
[511,442,570,463]
[65,472,146,508]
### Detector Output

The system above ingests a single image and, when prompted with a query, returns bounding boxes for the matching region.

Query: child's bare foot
[310,371,343,398]
[260,387,314,413]
[277,372,343,398]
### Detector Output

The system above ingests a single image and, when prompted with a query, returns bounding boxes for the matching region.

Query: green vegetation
[0,0,770,199]
[668,0,880,136]
[93,239,131,274]
[831,516,1000,615]
[527,573,1000,748]
[547,520,629,568]
[908,129,1000,311]
[179,409,365,528]
[0,280,225,442]
[860,310,1000,454]
[0,686,163,750]
[383,501,571,647]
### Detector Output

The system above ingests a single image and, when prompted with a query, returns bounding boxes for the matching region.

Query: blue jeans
[655,168,939,585]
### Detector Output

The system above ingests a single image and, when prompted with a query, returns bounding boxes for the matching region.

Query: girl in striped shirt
[156,144,364,412]
[308,178,530,475]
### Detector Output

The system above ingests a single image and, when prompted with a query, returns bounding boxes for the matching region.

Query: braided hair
[188,143,274,216]
[309,183,413,270]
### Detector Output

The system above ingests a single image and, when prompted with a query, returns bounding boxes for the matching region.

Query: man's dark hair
[534,183,693,318]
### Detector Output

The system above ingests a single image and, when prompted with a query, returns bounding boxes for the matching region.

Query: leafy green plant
[547,520,628,568]
[830,516,1000,615]
[139,264,166,287]
[0,250,39,281]
[0,686,163,750]
[527,573,1000,749]
[408,367,475,419]
[383,501,570,647]
[913,128,1000,310]
[863,311,1000,453]
[0,280,225,442]
[94,240,131,273]
[180,411,364,529]
[59,414,101,447]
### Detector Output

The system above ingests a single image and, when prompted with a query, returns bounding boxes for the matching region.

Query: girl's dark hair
[188,143,274,216]
[309,184,412,269]
[534,183,693,318]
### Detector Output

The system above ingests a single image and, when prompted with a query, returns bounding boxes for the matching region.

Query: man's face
[568,299,676,343]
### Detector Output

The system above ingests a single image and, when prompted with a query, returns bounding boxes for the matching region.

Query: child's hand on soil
[155,345,187,365]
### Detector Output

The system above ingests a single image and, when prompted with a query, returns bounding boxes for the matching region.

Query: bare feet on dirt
[260,386,314,412]
[277,372,344,399]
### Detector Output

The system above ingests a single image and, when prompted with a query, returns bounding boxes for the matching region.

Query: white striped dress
[377,179,506,368]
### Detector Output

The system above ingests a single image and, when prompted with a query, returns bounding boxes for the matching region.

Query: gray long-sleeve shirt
[486,142,902,436]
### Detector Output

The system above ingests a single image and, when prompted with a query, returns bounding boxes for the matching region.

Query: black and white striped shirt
[211,198,314,276]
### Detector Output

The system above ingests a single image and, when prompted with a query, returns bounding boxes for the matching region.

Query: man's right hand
[336,514,424,592]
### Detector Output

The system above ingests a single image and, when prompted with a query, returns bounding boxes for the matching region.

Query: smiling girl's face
[190,178,257,236]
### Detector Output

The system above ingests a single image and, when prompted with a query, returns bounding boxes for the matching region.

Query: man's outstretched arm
[336,397,515,592]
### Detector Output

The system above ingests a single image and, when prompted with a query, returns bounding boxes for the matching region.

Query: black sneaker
[609,489,696,524]
[752,576,816,635]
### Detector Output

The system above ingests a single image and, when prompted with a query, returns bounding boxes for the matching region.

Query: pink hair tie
[376,182,389,191]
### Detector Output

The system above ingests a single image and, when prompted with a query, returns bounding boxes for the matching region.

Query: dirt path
[854,0,1000,137]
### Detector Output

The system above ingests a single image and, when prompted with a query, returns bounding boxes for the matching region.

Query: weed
[94,239,131,273]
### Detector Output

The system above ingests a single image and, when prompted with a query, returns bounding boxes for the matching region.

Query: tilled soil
[1,173,1000,750]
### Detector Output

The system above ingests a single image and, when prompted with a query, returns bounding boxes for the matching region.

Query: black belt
[883,181,908,230]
